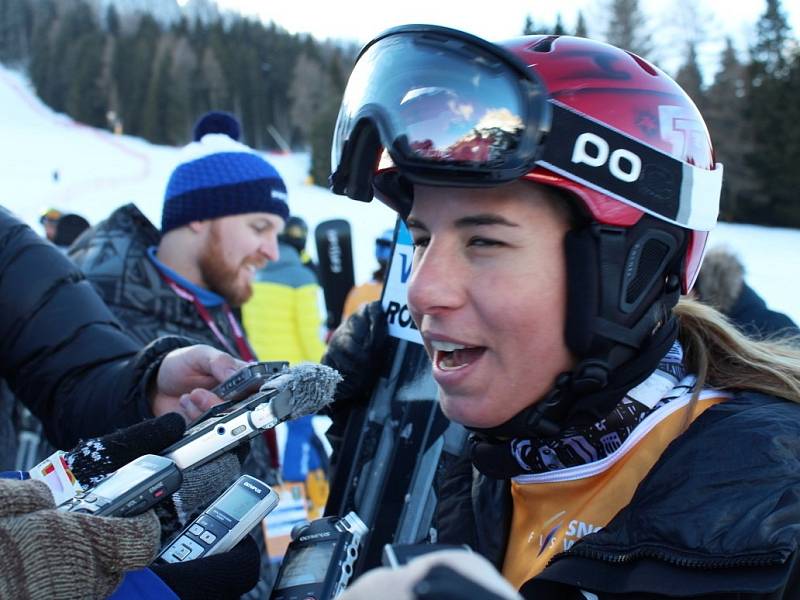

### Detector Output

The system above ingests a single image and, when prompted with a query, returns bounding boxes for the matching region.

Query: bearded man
[69,111,287,355]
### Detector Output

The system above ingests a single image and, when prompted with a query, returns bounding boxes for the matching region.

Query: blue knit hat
[161,111,290,233]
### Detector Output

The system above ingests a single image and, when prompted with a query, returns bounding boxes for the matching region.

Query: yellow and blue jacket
[242,242,326,364]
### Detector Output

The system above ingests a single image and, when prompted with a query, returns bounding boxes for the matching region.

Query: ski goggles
[330,25,722,231]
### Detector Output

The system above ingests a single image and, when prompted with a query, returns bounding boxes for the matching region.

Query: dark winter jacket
[728,283,798,340]
[68,203,255,356]
[438,391,800,599]
[694,247,798,339]
[0,206,188,449]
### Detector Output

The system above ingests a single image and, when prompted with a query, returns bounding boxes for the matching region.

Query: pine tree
[289,53,333,142]
[605,0,652,57]
[704,38,754,222]
[554,14,567,36]
[575,11,588,38]
[523,15,537,35]
[675,42,704,109]
[746,0,797,225]
[66,30,107,128]
[752,0,791,76]
[165,35,197,144]
[105,4,120,36]
[115,15,160,135]
[0,0,31,63]
[29,0,57,102]
[309,98,340,187]
[199,46,227,109]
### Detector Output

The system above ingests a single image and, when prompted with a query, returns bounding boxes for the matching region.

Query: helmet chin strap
[467,315,678,439]
[469,216,686,440]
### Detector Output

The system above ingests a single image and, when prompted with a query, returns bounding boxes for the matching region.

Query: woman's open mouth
[431,340,486,371]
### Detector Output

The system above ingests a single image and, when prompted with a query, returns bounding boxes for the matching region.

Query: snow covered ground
[0,66,397,288]
[0,64,797,323]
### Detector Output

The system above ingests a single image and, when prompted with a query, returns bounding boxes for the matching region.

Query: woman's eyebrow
[406,217,428,231]
[454,214,519,228]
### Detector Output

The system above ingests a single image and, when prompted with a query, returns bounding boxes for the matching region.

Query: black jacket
[68,203,254,356]
[0,207,186,449]
[438,392,800,599]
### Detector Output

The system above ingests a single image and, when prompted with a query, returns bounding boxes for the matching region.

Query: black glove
[151,534,260,600]
[66,413,186,487]
[322,300,389,406]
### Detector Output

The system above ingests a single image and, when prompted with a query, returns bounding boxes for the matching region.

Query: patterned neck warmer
[471,341,690,479]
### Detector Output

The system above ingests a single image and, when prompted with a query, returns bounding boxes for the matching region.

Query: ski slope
[0,66,397,288]
[0,64,797,323]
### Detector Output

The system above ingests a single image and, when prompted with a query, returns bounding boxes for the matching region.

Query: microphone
[163,363,341,470]
[251,363,342,427]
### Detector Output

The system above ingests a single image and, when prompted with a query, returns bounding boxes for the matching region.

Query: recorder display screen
[92,462,154,499]
[215,483,262,521]
[275,541,337,588]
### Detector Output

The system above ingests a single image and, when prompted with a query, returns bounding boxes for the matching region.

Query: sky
[212,0,799,80]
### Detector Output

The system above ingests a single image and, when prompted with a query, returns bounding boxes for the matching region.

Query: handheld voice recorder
[158,474,279,563]
[59,454,182,517]
[162,383,288,470]
[269,512,368,600]
[189,360,288,425]
[210,361,288,405]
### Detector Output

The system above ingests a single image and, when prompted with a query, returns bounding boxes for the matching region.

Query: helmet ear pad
[563,215,687,366]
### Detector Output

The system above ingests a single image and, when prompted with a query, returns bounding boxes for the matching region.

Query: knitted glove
[66,413,186,487]
[151,534,260,600]
[0,471,55,516]
[0,479,160,600]
[170,451,242,525]
[340,550,523,600]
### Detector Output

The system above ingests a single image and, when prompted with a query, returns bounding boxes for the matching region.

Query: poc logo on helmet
[571,133,642,183]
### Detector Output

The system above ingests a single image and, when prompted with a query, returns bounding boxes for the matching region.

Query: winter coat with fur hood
[694,247,797,339]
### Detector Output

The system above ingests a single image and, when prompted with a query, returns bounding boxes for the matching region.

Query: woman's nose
[407,242,465,317]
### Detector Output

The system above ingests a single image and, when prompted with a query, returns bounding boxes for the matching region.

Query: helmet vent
[625,238,669,304]
[530,36,558,53]
[625,51,658,76]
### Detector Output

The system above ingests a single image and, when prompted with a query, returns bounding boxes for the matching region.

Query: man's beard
[197,224,257,307]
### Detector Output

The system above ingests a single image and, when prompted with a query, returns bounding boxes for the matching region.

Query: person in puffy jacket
[693,245,798,339]
[0,203,265,597]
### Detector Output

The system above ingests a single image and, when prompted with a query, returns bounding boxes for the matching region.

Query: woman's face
[406,181,574,428]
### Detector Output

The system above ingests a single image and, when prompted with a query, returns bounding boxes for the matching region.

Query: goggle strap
[538,103,721,231]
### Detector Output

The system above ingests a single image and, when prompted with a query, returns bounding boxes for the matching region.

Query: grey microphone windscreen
[265,363,341,422]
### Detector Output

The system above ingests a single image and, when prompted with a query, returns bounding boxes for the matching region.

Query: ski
[314,219,354,331]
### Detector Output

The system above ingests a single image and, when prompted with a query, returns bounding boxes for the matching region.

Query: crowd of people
[2,25,800,600]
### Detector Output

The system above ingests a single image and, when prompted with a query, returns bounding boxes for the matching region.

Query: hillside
[0,64,796,323]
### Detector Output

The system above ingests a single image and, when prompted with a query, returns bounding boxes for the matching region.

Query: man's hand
[150,345,247,422]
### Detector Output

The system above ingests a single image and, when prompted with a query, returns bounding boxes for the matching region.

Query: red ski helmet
[503,34,718,293]
[330,26,723,434]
